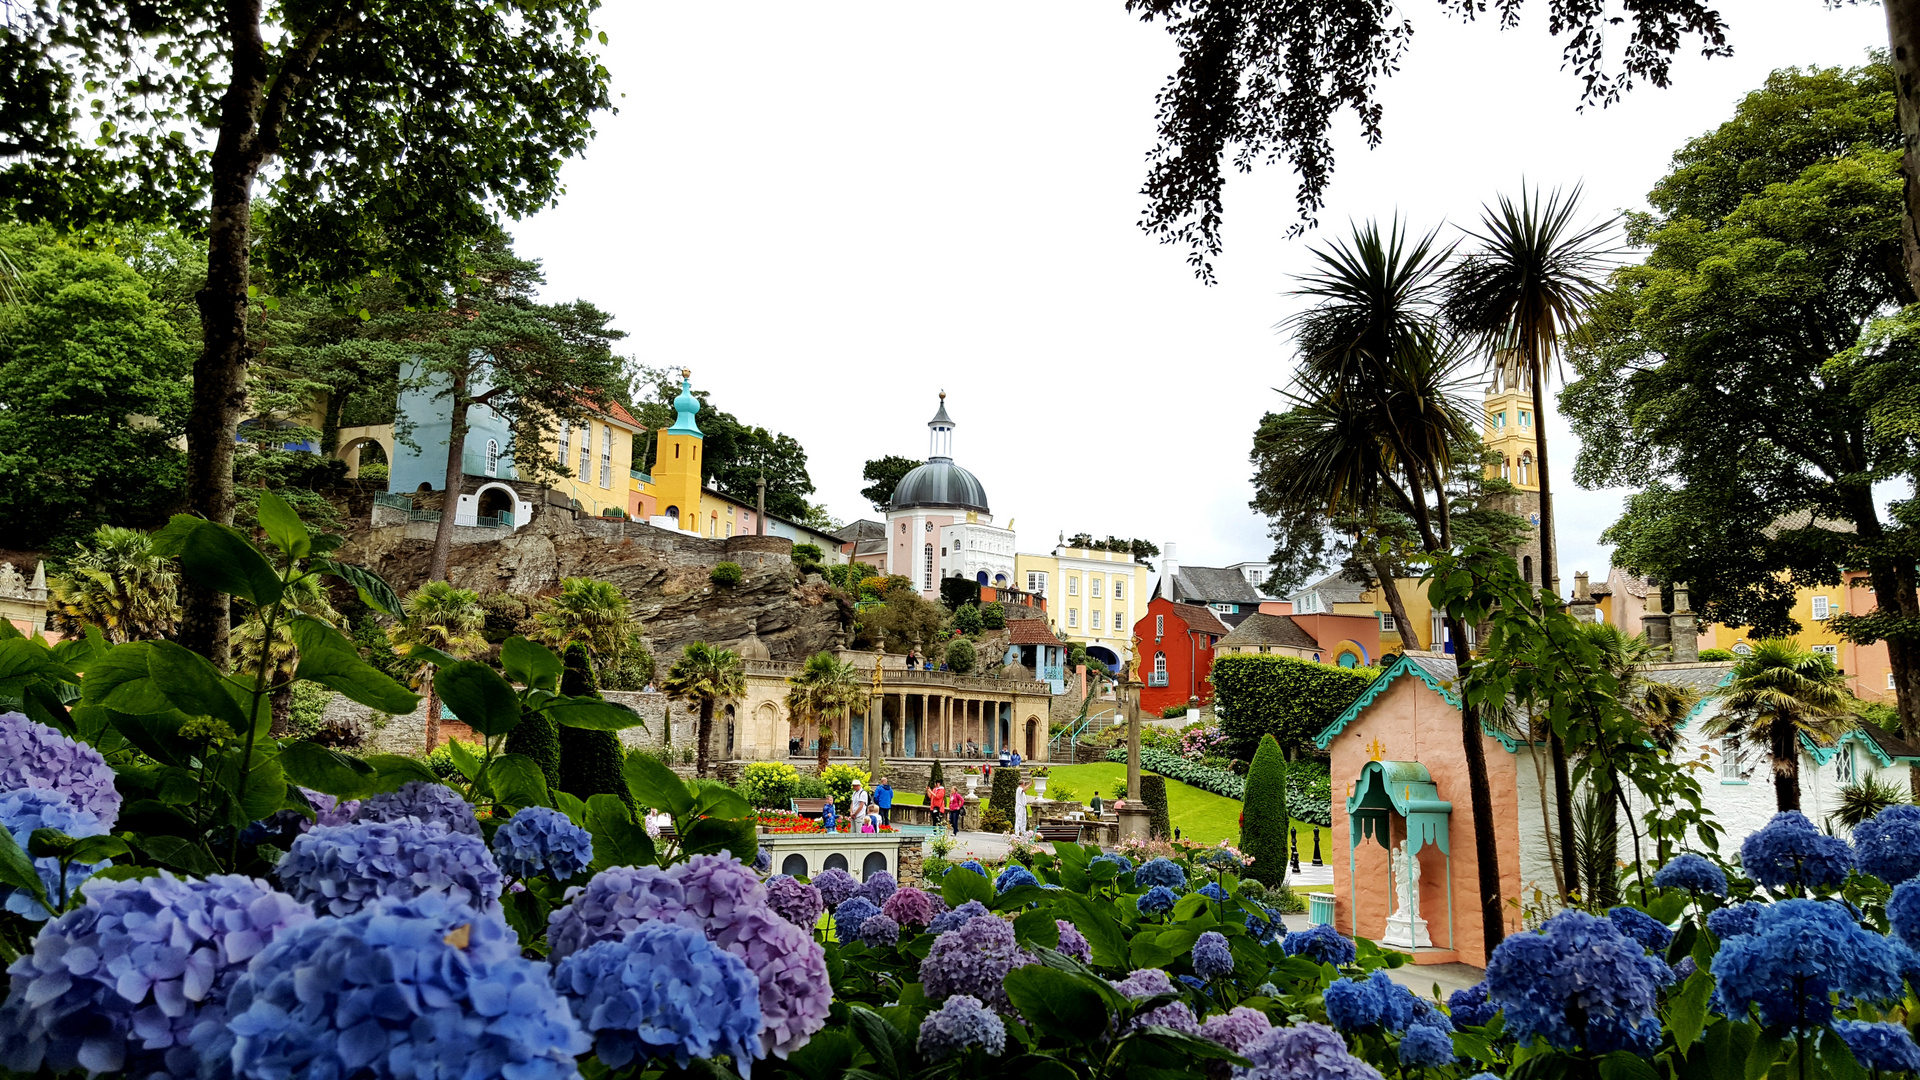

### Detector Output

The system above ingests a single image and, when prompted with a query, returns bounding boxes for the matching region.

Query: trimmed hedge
[1210,654,1378,760]
[988,767,1021,829]
[1139,774,1172,840]
[558,643,630,809]
[1239,735,1289,886]
[503,707,562,794]
[1104,745,1333,826]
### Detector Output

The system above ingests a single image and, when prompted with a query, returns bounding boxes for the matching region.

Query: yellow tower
[1480,355,1553,592]
[653,368,705,533]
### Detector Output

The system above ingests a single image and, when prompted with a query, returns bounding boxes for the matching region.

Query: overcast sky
[513,1,1889,592]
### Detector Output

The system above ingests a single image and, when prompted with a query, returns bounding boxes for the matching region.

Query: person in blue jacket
[873,779,894,825]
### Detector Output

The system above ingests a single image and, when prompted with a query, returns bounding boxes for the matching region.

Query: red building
[1135,597,1232,715]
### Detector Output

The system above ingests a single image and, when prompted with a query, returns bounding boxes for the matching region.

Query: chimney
[1670,582,1699,663]
[1161,542,1179,599]
[1568,570,1596,625]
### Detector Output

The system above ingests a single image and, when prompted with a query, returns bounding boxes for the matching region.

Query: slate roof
[1217,612,1321,651]
[1170,602,1232,636]
[1861,718,1920,760]
[890,460,990,513]
[1295,570,1369,605]
[1164,565,1265,605]
[833,519,886,543]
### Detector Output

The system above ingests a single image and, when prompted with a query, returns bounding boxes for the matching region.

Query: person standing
[1013,778,1031,835]
[1089,790,1103,816]
[947,788,965,832]
[874,778,894,825]
[927,779,946,832]
[848,780,869,824]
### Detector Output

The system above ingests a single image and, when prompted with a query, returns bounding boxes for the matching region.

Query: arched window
[1523,555,1533,583]
[1520,452,1532,486]
[1501,457,1510,480]
[485,439,499,477]
[664,505,678,520]
[1153,652,1167,675]
[923,544,934,590]
[557,421,570,466]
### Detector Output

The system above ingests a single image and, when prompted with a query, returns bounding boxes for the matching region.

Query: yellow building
[1012,543,1152,670]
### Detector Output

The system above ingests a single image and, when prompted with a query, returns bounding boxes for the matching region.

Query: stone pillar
[1671,582,1699,663]
[1568,571,1597,626]
[1118,805,1153,842]
[865,696,881,778]
[1125,679,1142,800]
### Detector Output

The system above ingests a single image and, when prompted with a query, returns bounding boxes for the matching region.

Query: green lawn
[1040,763,1326,848]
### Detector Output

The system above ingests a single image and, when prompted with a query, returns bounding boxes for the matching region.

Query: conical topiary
[1239,734,1291,886]
[1139,773,1172,840]
[504,673,563,795]
[557,642,631,809]
[929,759,945,788]
[988,767,1021,832]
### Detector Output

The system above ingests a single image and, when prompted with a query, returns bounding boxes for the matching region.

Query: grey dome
[890,459,989,513]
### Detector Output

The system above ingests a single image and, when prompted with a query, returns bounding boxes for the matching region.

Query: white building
[883,394,1015,598]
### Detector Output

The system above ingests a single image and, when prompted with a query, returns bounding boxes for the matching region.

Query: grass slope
[1041,763,1324,848]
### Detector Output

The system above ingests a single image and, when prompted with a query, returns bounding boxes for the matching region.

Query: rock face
[337,512,851,662]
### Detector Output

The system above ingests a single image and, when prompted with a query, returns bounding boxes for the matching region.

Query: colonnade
[807,692,1012,759]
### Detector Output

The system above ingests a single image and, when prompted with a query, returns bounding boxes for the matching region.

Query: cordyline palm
[1278,217,1507,956]
[534,577,632,660]
[50,526,179,643]
[787,652,869,775]
[1443,184,1616,904]
[662,642,746,778]
[1705,639,1856,812]
[391,581,487,752]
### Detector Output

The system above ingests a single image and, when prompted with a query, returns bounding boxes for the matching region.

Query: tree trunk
[1373,565,1423,651]
[1523,349,1580,903]
[1772,721,1801,812]
[696,697,713,778]
[428,375,470,582]
[425,684,442,753]
[1883,0,1920,797]
[1449,611,1506,957]
[269,684,293,738]
[819,710,834,775]
[1548,731,1579,902]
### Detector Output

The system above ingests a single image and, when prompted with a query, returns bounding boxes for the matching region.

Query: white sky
[514,1,1890,592]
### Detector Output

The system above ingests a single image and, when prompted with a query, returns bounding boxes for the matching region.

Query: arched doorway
[1086,645,1119,671]
[781,853,808,877]
[976,571,988,586]
[861,852,889,880]
[1025,718,1038,760]
[725,704,736,755]
[824,853,849,872]
[476,485,514,524]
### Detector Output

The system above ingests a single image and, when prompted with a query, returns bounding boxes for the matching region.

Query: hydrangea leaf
[443,737,483,782]
[1130,933,1178,970]
[146,640,252,733]
[0,823,50,907]
[1004,966,1111,1042]
[289,619,418,714]
[583,793,655,871]
[622,748,693,817]
[1051,893,1129,968]
[500,636,563,691]
[179,520,283,607]
[546,696,646,731]
[314,561,404,617]
[1668,969,1715,1054]
[135,835,218,877]
[434,661,521,737]
[255,491,311,560]
[940,862,993,908]
[488,753,554,810]
[361,754,442,792]
[1013,907,1062,949]
[81,643,174,715]
[279,739,379,798]
[848,1006,912,1077]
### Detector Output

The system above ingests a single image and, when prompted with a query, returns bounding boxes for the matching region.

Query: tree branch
[255,7,358,157]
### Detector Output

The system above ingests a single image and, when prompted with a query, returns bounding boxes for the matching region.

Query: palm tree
[1278,217,1508,956]
[232,574,342,737]
[1705,639,1856,812]
[391,581,487,751]
[49,526,179,643]
[534,577,634,662]
[661,642,746,778]
[1581,623,1701,752]
[786,652,869,775]
[1444,183,1617,902]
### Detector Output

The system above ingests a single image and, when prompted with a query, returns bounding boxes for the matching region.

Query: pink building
[882,394,1015,598]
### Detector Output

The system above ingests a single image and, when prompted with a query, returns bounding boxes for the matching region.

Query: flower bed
[757,811,899,835]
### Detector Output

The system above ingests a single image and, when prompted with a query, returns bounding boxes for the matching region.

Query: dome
[890,459,989,513]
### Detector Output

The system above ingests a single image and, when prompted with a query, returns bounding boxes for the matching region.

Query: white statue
[1383,840,1432,949]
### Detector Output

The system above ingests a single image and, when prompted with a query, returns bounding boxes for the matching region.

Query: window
[1092,611,1103,630]
[578,424,591,481]
[1113,609,1123,631]
[1154,652,1166,675]
[1297,592,1319,614]
[1380,612,1397,632]
[1519,452,1532,486]
[485,439,499,477]
[600,426,612,487]
[1068,577,1079,596]
[1720,736,1744,778]
[1501,457,1510,480]
[1892,673,1900,690]
[1519,410,1532,427]
[1211,602,1234,615]
[558,420,571,466]
[1523,555,1533,584]
[1067,609,1078,628]
[1155,614,1164,636]
[924,544,934,591]
[1091,577,1102,598]
[1813,644,1839,660]
[1026,571,1048,594]
[1811,596,1831,620]
[1837,743,1858,785]
[1732,642,1753,656]
[1114,579,1125,600]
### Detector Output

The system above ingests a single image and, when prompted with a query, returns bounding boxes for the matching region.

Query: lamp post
[867,644,885,780]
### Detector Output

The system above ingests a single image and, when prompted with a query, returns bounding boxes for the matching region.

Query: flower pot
[1032,778,1048,795]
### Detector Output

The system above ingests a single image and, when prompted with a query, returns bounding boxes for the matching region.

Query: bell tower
[1481,354,1556,593]
[654,368,705,533]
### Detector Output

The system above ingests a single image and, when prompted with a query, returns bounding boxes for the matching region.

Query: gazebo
[1345,759,1454,957]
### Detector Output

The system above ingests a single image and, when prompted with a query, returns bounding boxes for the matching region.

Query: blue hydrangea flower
[490,806,594,880]
[1607,906,1675,954]
[1371,969,1419,1033]
[1740,811,1852,892]
[1712,897,1904,1029]
[810,867,861,909]
[1056,919,1093,964]
[0,787,108,920]
[1833,1020,1920,1073]
[298,787,360,827]
[1137,885,1178,915]
[924,913,1033,1013]
[1247,906,1284,945]
[1399,1024,1456,1068]
[1448,982,1498,1028]
[226,894,586,1080]
[0,711,121,828]
[995,865,1039,894]
[1890,882,1920,949]
[1324,977,1385,1030]
[1485,909,1670,1053]
[1192,930,1233,979]
[1239,1021,1386,1080]
[834,896,881,942]
[1652,852,1729,896]
[276,818,503,917]
[352,780,482,836]
[553,920,759,1074]
[917,994,1006,1061]
[1409,996,1452,1033]
[1854,804,1920,886]
[1198,882,1229,902]
[754,846,772,872]
[547,864,693,961]
[955,859,988,878]
[928,900,989,936]
[0,872,312,1079]
[1091,853,1134,875]
[858,913,901,947]
[1709,902,1762,940]
[861,870,898,904]
[1672,956,1698,981]
[1134,857,1186,890]
[1285,924,1357,966]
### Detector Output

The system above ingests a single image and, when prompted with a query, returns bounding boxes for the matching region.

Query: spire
[927,390,955,459]
[668,367,703,437]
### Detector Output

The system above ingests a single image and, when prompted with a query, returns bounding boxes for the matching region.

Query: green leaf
[210,748,287,824]
[256,490,312,558]
[501,636,563,691]
[1004,966,1110,1040]
[554,791,588,826]
[1014,907,1062,949]
[146,640,251,731]
[1746,1024,1784,1080]
[100,707,194,767]
[849,1007,912,1079]
[434,662,521,737]
[70,835,131,863]
[622,750,692,816]
[488,753,553,809]
[318,561,404,615]
[940,862,994,908]
[136,835,219,877]
[779,1029,855,1080]
[1051,892,1129,968]
[1129,933,1177,969]
[546,696,646,731]
[146,514,203,558]
[992,884,1051,911]
[0,824,50,913]
[180,520,283,606]
[0,636,67,691]
[679,815,757,860]
[1598,1051,1660,1080]
[279,739,379,797]
[1668,968,1715,1054]
[1820,1031,1869,1080]
[289,620,418,713]
[503,888,552,949]
[404,643,462,669]
[86,865,163,885]
[689,783,752,820]
[81,642,173,714]
[444,737,483,782]
[363,755,441,792]
[586,794,655,869]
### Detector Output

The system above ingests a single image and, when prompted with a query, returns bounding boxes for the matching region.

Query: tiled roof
[1006,620,1064,646]
[1165,565,1265,605]
[833,519,886,542]
[1170,602,1232,636]
[1217,612,1320,650]
[1295,570,1368,605]
[1862,718,1920,760]
[1763,509,1858,539]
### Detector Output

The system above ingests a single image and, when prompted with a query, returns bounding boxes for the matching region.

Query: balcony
[1147,672,1169,687]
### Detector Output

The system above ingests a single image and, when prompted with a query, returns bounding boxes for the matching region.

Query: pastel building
[1013,543,1152,671]
[880,394,1014,598]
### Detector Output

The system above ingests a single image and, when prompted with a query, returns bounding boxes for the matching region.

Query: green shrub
[476,592,535,645]
[710,562,744,588]
[1106,746,1243,798]
[1698,648,1735,661]
[1239,878,1269,902]
[1266,886,1308,914]
[1211,654,1377,760]
[793,543,823,562]
[1240,734,1290,886]
[426,738,484,781]
[951,604,983,635]
[740,761,802,809]
[980,807,1012,833]
[358,462,390,482]
[945,638,976,674]
[794,776,830,801]
[350,617,410,682]
[980,602,1006,630]
[504,706,563,794]
[1139,774,1172,840]
[988,767,1021,828]
[794,559,824,578]
[599,641,657,690]
[1286,759,1332,826]
[558,643,630,808]
[929,760,945,788]
[820,764,871,811]
[602,507,627,519]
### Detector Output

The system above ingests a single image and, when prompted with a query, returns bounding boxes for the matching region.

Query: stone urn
[966,776,980,795]
[1031,777,1048,795]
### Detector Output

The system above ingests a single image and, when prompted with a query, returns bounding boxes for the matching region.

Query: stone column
[1125,678,1142,800]
[1672,582,1700,663]
[865,696,881,779]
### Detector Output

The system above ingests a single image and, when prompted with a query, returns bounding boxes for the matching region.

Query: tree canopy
[635,375,818,521]
[1062,535,1161,567]
[861,455,922,513]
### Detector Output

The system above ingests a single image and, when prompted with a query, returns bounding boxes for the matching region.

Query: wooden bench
[791,798,833,818]
[1035,823,1083,843]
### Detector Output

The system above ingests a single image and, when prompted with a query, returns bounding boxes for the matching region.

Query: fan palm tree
[1443,184,1617,902]
[49,525,179,643]
[391,581,487,752]
[1581,623,1701,752]
[231,574,343,737]
[662,642,746,778]
[533,577,634,661]
[1705,639,1857,812]
[786,652,869,775]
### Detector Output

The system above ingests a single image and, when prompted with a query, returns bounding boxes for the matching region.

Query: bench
[791,798,833,818]
[1035,823,1083,844]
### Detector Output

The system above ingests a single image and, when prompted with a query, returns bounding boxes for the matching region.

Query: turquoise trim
[1720,780,1748,786]
[668,376,703,436]
[1313,654,1523,753]
[1673,671,1735,731]
[1803,729,1889,768]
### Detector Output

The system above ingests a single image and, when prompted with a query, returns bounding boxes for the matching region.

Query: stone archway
[1025,717,1038,760]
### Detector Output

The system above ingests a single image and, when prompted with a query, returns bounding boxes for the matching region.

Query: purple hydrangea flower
[548,864,694,961]
[552,920,759,1074]
[297,787,360,827]
[1833,1021,1920,1073]
[1112,967,1177,999]
[353,780,482,836]
[226,894,586,1080]
[766,875,825,930]
[711,907,832,1058]
[924,913,1034,1013]
[1607,905,1675,954]
[1652,852,1729,896]
[1708,902,1762,940]
[1672,956,1698,981]
[1199,1006,1272,1053]
[995,864,1039,893]
[491,806,594,880]
[928,900,989,936]
[810,867,861,909]
[1136,1001,1202,1036]
[677,853,770,924]
[1485,909,1671,1053]
[0,787,108,920]
[275,818,503,917]
[917,994,1006,1061]
[1739,811,1851,892]
[1138,885,1177,915]
[1238,1021,1385,1080]
[0,873,312,1079]
[1324,976,1385,1030]
[834,896,881,942]
[861,870,898,904]
[881,886,935,930]
[1055,920,1092,963]
[858,913,901,947]
[1854,804,1920,886]
[1448,982,1498,1028]
[1398,1024,1455,1068]
[1712,897,1904,1029]
[0,712,120,828]
[1134,857,1186,890]
[1191,930,1233,979]
[1284,924,1357,967]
